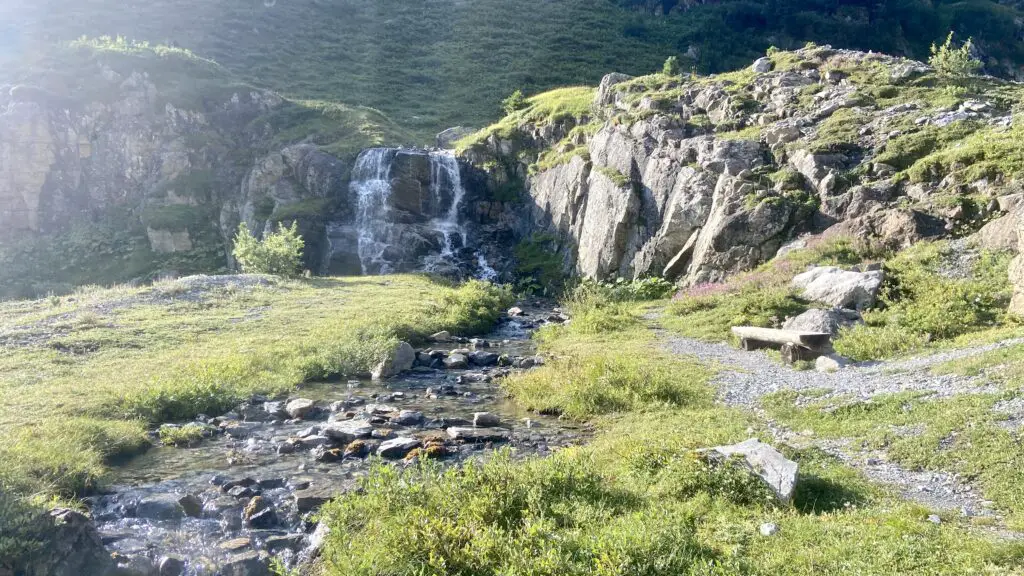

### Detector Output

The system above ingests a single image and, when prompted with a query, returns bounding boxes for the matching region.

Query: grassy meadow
[0,275,509,499]
[317,281,1024,575]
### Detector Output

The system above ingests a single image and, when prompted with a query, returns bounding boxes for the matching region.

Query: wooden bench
[730,326,832,365]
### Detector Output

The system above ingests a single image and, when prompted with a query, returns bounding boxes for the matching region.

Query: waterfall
[424,151,467,271]
[349,148,471,276]
[351,148,397,275]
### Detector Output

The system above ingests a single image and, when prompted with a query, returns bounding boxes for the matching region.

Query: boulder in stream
[285,398,317,419]
[378,437,420,458]
[372,341,416,379]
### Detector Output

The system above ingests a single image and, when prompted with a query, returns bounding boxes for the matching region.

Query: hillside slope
[4,0,1024,140]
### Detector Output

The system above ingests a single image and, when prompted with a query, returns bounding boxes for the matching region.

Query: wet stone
[220,537,252,553]
[294,485,345,512]
[473,412,501,427]
[393,410,423,426]
[444,354,469,369]
[447,427,511,443]
[178,494,203,518]
[265,534,305,554]
[286,399,317,420]
[158,555,186,576]
[378,437,420,458]
[221,551,271,576]
[227,485,256,499]
[136,494,184,521]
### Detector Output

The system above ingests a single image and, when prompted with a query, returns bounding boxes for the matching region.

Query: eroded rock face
[463,46,1012,286]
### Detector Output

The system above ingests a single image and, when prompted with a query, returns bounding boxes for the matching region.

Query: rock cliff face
[0,42,392,297]
[462,45,1022,285]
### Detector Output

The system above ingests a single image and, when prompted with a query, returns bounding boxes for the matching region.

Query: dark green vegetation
[0,276,510,569]
[318,285,1024,575]
[9,0,1024,140]
[667,237,1017,361]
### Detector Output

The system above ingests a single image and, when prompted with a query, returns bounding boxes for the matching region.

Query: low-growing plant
[232,221,305,278]
[929,32,983,78]
[502,89,528,115]
[158,423,209,447]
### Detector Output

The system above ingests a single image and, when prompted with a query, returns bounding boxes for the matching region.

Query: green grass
[834,242,1013,361]
[906,117,1024,184]
[13,0,1024,142]
[0,275,510,498]
[665,236,871,342]
[158,423,209,447]
[763,387,1024,530]
[459,87,596,151]
[316,286,1024,575]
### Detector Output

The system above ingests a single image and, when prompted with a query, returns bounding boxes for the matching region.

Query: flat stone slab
[446,427,511,443]
[377,437,420,458]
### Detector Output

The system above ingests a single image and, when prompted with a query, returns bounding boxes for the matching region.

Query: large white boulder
[791,266,884,310]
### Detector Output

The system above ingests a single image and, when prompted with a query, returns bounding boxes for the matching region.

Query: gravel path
[656,324,1024,534]
[660,333,1024,406]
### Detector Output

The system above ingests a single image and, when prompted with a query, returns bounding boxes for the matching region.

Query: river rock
[285,398,316,419]
[219,538,253,553]
[393,410,424,426]
[36,508,117,576]
[378,437,420,458]
[136,495,184,521]
[294,485,345,512]
[223,422,260,439]
[444,353,469,369]
[469,351,500,367]
[177,494,203,518]
[265,534,305,554]
[242,496,277,528]
[472,412,502,427]
[262,401,288,419]
[703,438,798,504]
[791,266,885,311]
[220,551,271,576]
[372,341,416,379]
[313,445,344,462]
[322,420,374,443]
[158,555,186,576]
[447,427,511,442]
[508,306,525,317]
[429,331,452,342]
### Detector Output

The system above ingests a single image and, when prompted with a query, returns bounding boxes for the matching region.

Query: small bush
[232,221,305,278]
[929,32,983,78]
[502,89,528,115]
[662,55,681,76]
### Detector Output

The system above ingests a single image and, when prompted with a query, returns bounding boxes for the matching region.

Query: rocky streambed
[85,302,585,576]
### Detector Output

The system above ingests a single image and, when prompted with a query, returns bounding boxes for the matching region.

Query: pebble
[927,514,942,525]
[759,522,779,536]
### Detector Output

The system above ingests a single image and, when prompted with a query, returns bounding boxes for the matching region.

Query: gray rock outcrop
[791,266,885,311]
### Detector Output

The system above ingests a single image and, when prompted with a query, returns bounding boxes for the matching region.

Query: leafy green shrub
[0,488,52,575]
[506,351,712,418]
[662,55,681,76]
[594,277,675,301]
[833,323,929,362]
[929,32,983,78]
[560,282,640,335]
[317,452,713,576]
[502,89,528,115]
[232,222,305,278]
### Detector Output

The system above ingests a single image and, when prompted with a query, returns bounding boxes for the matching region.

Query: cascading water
[423,151,468,271]
[351,148,398,275]
[347,147,490,277]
